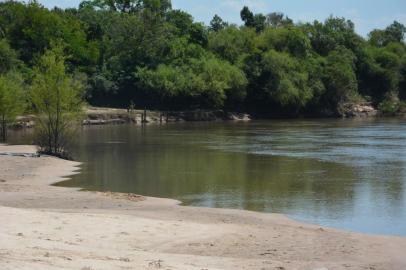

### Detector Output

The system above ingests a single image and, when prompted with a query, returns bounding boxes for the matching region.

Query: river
[12,118,406,236]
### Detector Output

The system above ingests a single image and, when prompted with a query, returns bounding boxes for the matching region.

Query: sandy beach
[0,144,405,270]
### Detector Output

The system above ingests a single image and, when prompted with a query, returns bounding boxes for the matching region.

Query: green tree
[258,27,311,57]
[240,6,254,27]
[303,17,362,56]
[0,1,98,69]
[240,6,266,32]
[136,56,247,109]
[261,50,312,109]
[322,47,358,113]
[253,14,266,33]
[208,26,256,65]
[30,45,84,157]
[166,10,207,46]
[369,21,406,47]
[0,72,25,142]
[358,43,404,104]
[385,21,406,42]
[266,12,293,28]
[0,39,21,74]
[79,0,139,13]
[210,14,227,32]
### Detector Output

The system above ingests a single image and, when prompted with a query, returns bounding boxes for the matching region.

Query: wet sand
[0,144,405,270]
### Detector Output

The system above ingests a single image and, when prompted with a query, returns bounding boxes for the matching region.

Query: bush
[378,99,399,114]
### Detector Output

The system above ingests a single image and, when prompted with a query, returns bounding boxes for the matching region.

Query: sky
[31,0,406,37]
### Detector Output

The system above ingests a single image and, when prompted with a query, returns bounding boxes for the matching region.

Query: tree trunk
[144,109,147,122]
[1,116,7,142]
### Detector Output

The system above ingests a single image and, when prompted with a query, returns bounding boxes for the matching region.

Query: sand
[0,144,405,270]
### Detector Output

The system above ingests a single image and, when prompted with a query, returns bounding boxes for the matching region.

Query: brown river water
[10,118,406,236]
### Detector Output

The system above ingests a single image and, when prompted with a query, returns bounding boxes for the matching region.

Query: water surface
[14,119,406,236]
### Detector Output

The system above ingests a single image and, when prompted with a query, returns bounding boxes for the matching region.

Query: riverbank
[1,144,406,270]
[85,107,252,124]
[14,107,251,128]
[13,104,406,129]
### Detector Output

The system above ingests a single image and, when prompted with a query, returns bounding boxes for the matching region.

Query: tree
[369,29,388,47]
[188,22,208,47]
[357,43,404,105]
[0,72,25,142]
[0,1,97,68]
[210,15,227,32]
[240,6,266,32]
[30,45,84,158]
[258,27,311,57]
[240,6,254,27]
[385,21,406,42]
[136,56,247,110]
[303,17,361,56]
[0,39,21,74]
[252,14,266,33]
[208,26,256,65]
[260,50,312,109]
[80,0,172,14]
[266,12,292,28]
[79,0,139,13]
[166,10,194,35]
[322,47,358,113]
[369,21,406,47]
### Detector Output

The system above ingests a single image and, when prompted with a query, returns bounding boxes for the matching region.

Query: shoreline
[13,106,406,129]
[1,144,406,269]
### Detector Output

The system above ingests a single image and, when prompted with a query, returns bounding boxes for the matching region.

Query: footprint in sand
[148,259,163,268]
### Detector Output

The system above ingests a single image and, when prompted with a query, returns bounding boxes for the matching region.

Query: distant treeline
[1,0,406,117]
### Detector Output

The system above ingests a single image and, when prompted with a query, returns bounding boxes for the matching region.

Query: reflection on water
[11,118,406,235]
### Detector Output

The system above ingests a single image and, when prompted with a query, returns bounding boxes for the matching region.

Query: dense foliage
[0,71,24,141]
[0,0,405,117]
